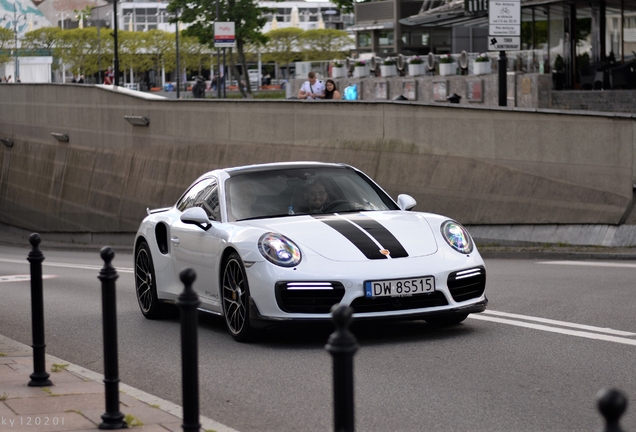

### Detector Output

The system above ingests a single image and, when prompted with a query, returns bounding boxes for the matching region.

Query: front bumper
[249,297,488,329]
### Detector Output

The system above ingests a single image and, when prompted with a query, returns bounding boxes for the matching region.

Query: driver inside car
[301,179,329,213]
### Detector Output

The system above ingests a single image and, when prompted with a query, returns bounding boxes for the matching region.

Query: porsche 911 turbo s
[134,162,487,341]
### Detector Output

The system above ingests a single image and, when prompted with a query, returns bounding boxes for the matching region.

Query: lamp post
[113,0,120,86]
[175,9,180,99]
[157,9,172,88]
[3,3,27,81]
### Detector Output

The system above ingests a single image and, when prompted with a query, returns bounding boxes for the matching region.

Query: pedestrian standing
[297,71,325,100]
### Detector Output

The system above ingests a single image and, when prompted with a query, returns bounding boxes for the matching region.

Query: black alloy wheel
[222,252,255,342]
[135,241,165,319]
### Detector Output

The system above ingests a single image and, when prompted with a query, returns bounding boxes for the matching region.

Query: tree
[301,29,353,61]
[262,27,303,78]
[143,29,176,80]
[118,31,152,82]
[167,0,271,98]
[0,27,16,67]
[57,28,103,77]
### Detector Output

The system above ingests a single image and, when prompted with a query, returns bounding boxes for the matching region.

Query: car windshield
[225,167,399,222]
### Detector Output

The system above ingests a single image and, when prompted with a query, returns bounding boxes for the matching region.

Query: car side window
[176,178,219,221]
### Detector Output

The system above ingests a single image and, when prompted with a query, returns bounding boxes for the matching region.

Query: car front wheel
[135,241,165,319]
[222,252,255,342]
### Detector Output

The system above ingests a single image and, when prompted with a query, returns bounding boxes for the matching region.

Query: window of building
[358,32,372,47]
[378,31,394,46]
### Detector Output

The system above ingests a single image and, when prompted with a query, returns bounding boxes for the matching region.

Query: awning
[347,21,394,32]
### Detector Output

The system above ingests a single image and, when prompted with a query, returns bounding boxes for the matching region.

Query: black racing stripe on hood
[312,215,387,260]
[341,214,409,258]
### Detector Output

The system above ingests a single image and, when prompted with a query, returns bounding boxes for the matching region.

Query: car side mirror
[397,194,417,211]
[180,207,212,231]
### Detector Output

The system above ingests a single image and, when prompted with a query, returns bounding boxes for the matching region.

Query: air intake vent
[447,266,486,302]
[275,282,345,313]
[350,291,448,313]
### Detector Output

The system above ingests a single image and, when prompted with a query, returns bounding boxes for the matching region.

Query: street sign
[489,0,521,25]
[489,24,520,36]
[489,0,520,49]
[488,36,520,51]
[214,22,235,48]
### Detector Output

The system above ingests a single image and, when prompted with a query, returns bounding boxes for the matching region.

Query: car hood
[242,211,439,262]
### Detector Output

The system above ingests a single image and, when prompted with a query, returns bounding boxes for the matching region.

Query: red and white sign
[214,22,236,48]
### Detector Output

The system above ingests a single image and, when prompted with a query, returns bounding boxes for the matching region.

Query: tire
[135,241,165,319]
[424,314,468,327]
[222,252,255,342]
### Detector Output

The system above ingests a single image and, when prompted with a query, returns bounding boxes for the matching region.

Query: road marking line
[537,260,636,268]
[0,275,57,283]
[469,314,636,346]
[0,258,133,273]
[482,310,636,336]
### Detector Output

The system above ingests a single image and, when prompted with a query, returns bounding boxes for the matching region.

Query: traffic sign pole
[498,51,506,107]
[489,0,520,107]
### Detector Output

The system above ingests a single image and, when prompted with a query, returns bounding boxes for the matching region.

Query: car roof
[225,161,350,175]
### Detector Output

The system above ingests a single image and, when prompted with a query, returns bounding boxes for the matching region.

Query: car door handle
[170,237,180,245]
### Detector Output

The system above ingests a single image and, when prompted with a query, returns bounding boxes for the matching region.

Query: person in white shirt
[298,71,325,100]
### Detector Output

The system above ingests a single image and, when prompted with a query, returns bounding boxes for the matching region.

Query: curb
[0,334,240,432]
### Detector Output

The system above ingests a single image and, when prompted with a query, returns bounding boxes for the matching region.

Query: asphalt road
[0,244,635,432]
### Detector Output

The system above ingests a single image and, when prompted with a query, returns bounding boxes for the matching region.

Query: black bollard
[27,233,52,387]
[597,388,627,432]
[177,268,201,432]
[325,305,358,432]
[98,247,127,430]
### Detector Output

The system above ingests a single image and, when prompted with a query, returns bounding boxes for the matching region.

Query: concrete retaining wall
[1,84,636,237]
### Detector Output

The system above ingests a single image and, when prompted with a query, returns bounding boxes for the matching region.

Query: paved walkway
[0,335,238,432]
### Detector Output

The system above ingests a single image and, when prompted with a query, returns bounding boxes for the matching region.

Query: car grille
[349,291,448,313]
[275,282,346,314]
[447,266,486,302]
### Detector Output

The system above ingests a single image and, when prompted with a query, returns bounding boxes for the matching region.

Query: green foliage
[438,54,454,64]
[553,54,565,72]
[300,29,352,61]
[475,53,489,63]
[383,58,395,65]
[167,0,272,96]
[577,52,590,69]
[262,27,303,67]
[0,27,13,66]
[57,28,104,76]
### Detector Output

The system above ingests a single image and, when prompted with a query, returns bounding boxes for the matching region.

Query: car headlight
[440,220,474,254]
[258,233,302,267]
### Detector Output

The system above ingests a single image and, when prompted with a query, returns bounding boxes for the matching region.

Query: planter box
[353,66,368,78]
[473,61,492,75]
[408,63,426,76]
[439,63,456,76]
[380,64,397,77]
[332,66,346,78]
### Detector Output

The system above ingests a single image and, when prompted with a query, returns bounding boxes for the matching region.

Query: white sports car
[134,162,487,341]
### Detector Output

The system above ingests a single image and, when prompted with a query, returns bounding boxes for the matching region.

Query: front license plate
[364,276,435,298]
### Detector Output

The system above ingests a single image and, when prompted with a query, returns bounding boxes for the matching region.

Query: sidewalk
[0,335,238,432]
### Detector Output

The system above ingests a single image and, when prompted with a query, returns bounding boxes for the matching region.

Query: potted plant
[332,60,346,78]
[380,58,397,77]
[473,53,491,75]
[354,59,368,78]
[552,54,565,90]
[438,54,456,76]
[408,56,426,77]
